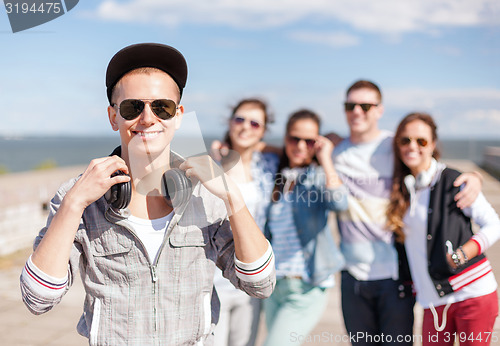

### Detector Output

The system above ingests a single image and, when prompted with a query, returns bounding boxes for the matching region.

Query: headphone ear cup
[404,174,416,192]
[162,168,192,209]
[415,170,433,189]
[113,180,131,210]
[104,171,131,209]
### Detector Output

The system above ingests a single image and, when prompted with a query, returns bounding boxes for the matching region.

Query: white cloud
[94,0,499,35]
[464,109,500,124]
[385,87,500,109]
[379,87,500,137]
[288,31,360,47]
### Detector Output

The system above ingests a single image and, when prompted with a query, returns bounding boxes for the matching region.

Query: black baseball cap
[106,43,188,104]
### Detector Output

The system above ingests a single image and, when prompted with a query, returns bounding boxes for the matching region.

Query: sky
[1,0,499,141]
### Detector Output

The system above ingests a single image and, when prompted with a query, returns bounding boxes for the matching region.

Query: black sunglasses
[286,135,316,149]
[344,102,379,112]
[398,137,429,147]
[114,99,178,121]
[232,116,263,129]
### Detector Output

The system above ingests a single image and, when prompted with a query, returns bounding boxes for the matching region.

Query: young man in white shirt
[20,43,275,345]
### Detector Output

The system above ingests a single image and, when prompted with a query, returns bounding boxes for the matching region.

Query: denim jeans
[263,278,328,346]
[341,271,415,346]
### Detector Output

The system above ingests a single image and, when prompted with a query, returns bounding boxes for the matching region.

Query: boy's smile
[108,71,184,160]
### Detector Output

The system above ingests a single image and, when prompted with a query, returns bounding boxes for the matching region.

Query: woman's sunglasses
[344,102,379,112]
[114,99,178,121]
[231,116,263,129]
[398,137,429,147]
[286,135,316,149]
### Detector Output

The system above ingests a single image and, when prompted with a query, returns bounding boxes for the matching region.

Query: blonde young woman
[387,112,500,346]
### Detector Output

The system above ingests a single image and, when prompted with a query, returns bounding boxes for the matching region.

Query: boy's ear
[108,105,119,131]
[174,105,184,130]
[375,104,385,120]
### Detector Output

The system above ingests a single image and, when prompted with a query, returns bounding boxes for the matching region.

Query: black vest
[397,168,486,298]
[426,168,486,296]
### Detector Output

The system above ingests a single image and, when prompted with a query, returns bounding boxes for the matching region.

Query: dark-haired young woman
[263,109,348,345]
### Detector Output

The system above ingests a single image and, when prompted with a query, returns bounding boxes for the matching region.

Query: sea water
[0,135,499,174]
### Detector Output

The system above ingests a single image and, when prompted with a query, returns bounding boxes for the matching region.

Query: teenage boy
[20,43,275,345]
[331,80,481,345]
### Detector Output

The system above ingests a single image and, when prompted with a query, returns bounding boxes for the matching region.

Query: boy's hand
[66,156,130,211]
[180,155,227,196]
[453,171,482,209]
[209,140,240,172]
[210,140,230,162]
[180,155,244,214]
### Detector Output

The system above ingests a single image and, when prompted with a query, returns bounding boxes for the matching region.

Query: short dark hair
[346,80,382,102]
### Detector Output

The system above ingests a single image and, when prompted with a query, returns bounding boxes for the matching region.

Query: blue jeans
[263,278,328,346]
[341,271,415,346]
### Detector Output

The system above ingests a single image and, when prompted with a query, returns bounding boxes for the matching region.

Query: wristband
[458,246,469,264]
[451,251,461,268]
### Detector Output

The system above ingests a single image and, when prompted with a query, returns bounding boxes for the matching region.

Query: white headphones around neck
[404,159,437,191]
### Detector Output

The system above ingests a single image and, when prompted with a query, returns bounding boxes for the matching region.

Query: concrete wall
[0,166,85,256]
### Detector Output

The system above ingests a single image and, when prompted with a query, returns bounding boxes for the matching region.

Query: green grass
[32,159,58,171]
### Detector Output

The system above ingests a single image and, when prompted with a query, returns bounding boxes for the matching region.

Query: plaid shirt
[21,177,275,345]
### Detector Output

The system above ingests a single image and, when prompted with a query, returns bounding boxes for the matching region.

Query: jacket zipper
[110,216,161,338]
[151,265,158,333]
[149,213,180,337]
[108,207,182,342]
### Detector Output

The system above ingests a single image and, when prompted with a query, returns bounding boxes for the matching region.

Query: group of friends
[19,43,500,346]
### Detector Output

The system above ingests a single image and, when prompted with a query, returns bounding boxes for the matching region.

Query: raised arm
[313,136,348,212]
[179,155,275,298]
[180,155,269,262]
[31,156,130,277]
[315,135,343,189]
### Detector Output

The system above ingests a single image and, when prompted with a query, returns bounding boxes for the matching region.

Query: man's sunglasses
[344,102,379,112]
[398,137,429,147]
[113,99,178,121]
[286,135,316,149]
[232,116,263,129]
